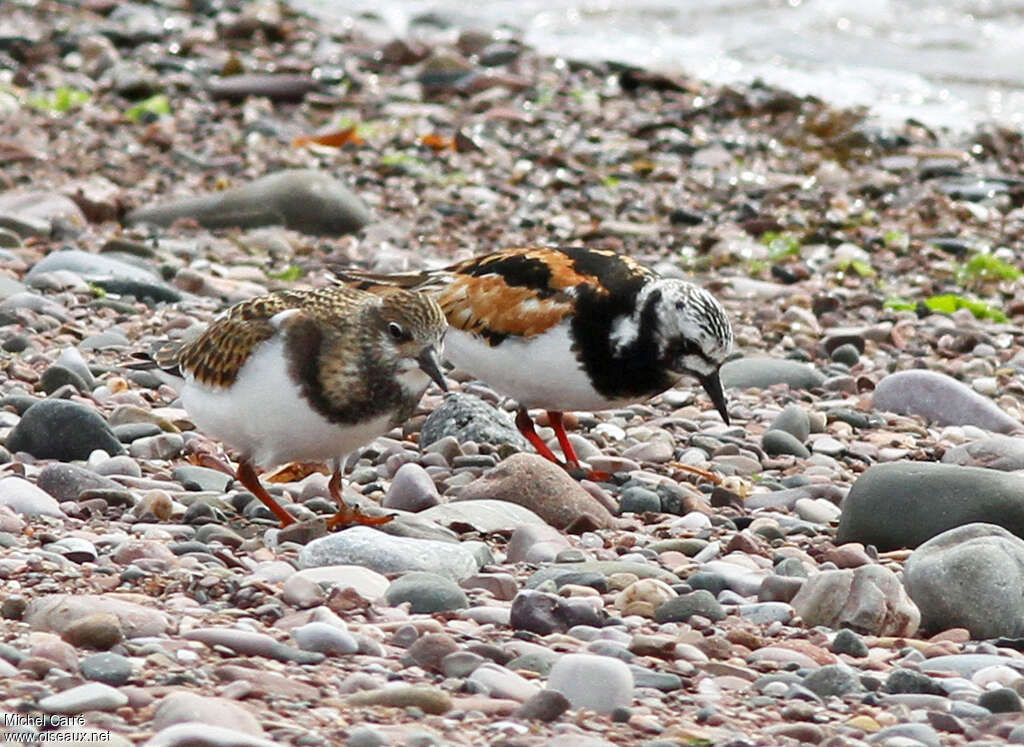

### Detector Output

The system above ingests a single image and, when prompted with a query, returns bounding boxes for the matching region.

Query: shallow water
[295,0,1024,132]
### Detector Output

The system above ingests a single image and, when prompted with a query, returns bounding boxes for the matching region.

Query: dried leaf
[265,461,329,483]
[420,133,454,151]
[292,126,364,148]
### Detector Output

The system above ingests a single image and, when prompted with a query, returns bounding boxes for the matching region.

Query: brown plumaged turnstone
[336,246,733,478]
[150,285,448,528]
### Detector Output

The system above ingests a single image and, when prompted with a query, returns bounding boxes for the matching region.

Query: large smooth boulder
[836,461,1024,550]
[905,523,1024,639]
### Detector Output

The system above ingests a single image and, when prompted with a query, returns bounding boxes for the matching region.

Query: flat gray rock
[941,435,1024,471]
[298,525,479,581]
[385,571,468,613]
[872,370,1020,433]
[125,169,371,237]
[418,499,547,534]
[27,248,159,284]
[720,357,826,390]
[837,461,1024,550]
[0,477,64,518]
[38,682,127,714]
[905,523,1024,639]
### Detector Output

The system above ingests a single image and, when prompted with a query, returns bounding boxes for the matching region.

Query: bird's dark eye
[388,322,406,341]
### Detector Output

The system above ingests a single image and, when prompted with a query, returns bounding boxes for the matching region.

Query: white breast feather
[182,337,391,469]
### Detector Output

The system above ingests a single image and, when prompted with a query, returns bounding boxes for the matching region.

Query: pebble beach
[3,2,1024,746]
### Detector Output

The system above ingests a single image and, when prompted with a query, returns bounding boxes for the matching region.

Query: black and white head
[372,290,449,395]
[624,278,733,423]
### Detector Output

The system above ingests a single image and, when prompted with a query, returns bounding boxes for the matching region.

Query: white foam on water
[294,0,1024,131]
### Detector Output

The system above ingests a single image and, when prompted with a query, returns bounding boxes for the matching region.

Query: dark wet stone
[80,652,133,686]
[126,169,370,237]
[872,370,1020,433]
[686,572,730,596]
[830,629,869,657]
[619,486,661,514]
[654,590,725,623]
[420,392,527,449]
[8,400,124,461]
[936,178,1010,201]
[979,687,1022,713]
[721,357,825,391]
[761,430,810,458]
[1,335,30,353]
[206,73,321,102]
[39,365,88,395]
[89,278,181,303]
[668,208,704,226]
[385,571,468,613]
[828,408,879,429]
[883,668,945,695]
[113,423,162,443]
[830,343,860,366]
[927,237,972,257]
[510,589,603,635]
[904,523,1024,638]
[837,461,1024,551]
[802,665,863,697]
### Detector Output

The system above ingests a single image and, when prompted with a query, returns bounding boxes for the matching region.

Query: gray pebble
[38,682,128,713]
[385,571,468,613]
[761,430,810,458]
[80,652,133,686]
[419,392,526,449]
[292,622,359,656]
[770,403,811,441]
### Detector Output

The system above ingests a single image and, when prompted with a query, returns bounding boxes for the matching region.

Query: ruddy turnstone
[336,247,733,477]
[150,286,448,528]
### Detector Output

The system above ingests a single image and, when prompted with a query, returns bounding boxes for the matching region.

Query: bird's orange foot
[325,504,395,530]
[669,462,723,485]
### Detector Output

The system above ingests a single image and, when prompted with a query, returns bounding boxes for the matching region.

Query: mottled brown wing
[164,287,369,389]
[437,247,653,342]
[437,274,575,342]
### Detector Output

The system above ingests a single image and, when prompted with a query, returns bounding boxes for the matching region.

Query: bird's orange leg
[515,407,565,465]
[235,460,298,528]
[325,470,393,530]
[516,408,611,482]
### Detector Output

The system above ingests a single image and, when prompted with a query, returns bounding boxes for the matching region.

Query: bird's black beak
[417,346,448,392]
[700,369,729,425]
